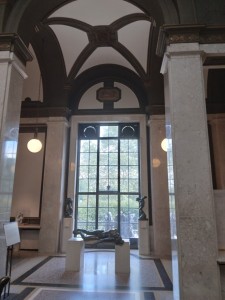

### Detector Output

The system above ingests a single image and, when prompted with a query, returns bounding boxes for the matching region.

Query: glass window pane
[121,195,128,207]
[88,179,96,192]
[129,166,139,179]
[120,179,128,192]
[79,179,88,192]
[129,140,138,152]
[120,153,128,165]
[89,166,97,178]
[108,179,118,191]
[99,166,108,178]
[80,153,89,165]
[120,140,128,152]
[89,153,97,165]
[100,126,118,137]
[109,152,118,165]
[108,140,118,152]
[87,208,96,221]
[88,195,96,207]
[120,166,128,178]
[129,179,139,192]
[100,140,108,152]
[78,195,88,206]
[109,166,118,178]
[99,179,109,191]
[99,153,108,165]
[79,166,89,178]
[90,140,97,152]
[78,207,87,221]
[99,196,109,207]
[108,126,118,137]
[128,153,138,165]
[80,140,90,152]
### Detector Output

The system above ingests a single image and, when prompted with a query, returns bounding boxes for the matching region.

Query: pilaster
[160,30,223,299]
[0,33,31,276]
[149,116,171,257]
[39,117,69,253]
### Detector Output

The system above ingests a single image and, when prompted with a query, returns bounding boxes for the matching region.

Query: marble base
[115,239,130,273]
[61,218,73,253]
[65,237,84,271]
[138,220,150,255]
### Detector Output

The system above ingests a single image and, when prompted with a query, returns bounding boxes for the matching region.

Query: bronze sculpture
[136,196,148,220]
[74,228,124,245]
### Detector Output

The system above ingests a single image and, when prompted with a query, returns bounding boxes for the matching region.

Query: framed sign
[4,222,20,246]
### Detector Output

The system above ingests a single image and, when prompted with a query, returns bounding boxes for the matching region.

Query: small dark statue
[64,197,73,218]
[73,228,124,245]
[136,196,148,220]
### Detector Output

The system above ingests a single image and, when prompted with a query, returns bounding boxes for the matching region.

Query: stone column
[0,34,32,277]
[208,115,225,189]
[39,117,69,253]
[149,116,171,257]
[158,25,224,299]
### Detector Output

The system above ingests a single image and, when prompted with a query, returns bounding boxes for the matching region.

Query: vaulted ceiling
[2,0,225,117]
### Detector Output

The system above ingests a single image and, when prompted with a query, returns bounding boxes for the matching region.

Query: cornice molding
[156,25,225,57]
[0,33,33,64]
[21,101,71,119]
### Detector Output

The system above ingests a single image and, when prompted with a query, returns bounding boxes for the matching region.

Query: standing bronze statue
[136,196,148,220]
[64,198,73,218]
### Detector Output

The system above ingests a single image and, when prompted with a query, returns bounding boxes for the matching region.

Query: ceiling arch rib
[76,47,138,78]
[110,13,153,30]
[44,17,93,33]
[112,42,146,78]
[48,0,144,26]
[68,44,97,80]
[49,24,89,76]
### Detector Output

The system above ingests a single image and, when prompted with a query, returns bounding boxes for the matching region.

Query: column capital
[156,24,225,57]
[0,33,32,65]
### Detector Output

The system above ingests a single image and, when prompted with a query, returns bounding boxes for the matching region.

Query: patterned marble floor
[5,250,173,300]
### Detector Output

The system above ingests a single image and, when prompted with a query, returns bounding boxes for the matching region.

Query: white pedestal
[65,237,84,271]
[61,218,73,253]
[138,220,150,255]
[115,239,130,273]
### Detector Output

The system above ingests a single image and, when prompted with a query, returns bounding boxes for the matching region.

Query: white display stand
[115,239,130,273]
[65,237,84,271]
[62,218,73,253]
[138,220,150,255]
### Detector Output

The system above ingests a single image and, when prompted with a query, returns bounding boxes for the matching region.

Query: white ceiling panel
[49,0,143,26]
[114,82,139,108]
[118,20,151,72]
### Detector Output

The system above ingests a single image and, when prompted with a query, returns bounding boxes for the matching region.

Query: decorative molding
[156,25,225,57]
[0,33,33,64]
[96,87,121,102]
[21,100,71,119]
[204,56,225,66]
[88,26,117,45]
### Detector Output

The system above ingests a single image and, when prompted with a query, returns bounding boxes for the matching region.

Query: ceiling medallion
[96,87,121,102]
[88,26,117,45]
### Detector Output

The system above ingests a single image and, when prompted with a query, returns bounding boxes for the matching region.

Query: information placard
[4,222,20,246]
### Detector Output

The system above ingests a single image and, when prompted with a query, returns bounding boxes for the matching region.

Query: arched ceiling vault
[7,0,224,115]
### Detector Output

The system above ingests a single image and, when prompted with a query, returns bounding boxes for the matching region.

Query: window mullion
[96,135,100,229]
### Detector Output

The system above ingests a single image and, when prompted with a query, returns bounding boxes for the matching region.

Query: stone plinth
[138,220,150,255]
[65,237,84,271]
[115,239,130,273]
